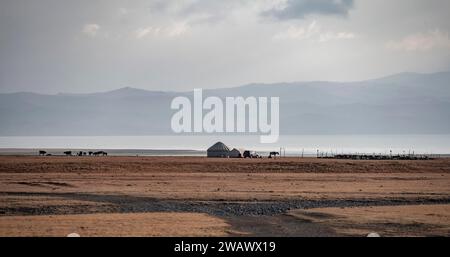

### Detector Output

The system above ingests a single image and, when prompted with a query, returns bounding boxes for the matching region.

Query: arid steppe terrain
[0,156,449,236]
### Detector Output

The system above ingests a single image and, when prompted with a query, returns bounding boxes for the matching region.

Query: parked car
[243,150,260,158]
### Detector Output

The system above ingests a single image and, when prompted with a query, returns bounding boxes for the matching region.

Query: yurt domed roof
[207,142,230,152]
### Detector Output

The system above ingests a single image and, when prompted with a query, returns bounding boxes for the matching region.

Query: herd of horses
[38,150,108,157]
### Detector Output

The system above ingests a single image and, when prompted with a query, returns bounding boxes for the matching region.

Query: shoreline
[0,148,206,157]
[1,148,449,158]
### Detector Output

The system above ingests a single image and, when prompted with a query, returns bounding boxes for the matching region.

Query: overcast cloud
[0,0,449,93]
[263,0,354,20]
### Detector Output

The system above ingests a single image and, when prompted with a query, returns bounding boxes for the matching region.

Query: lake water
[0,134,449,156]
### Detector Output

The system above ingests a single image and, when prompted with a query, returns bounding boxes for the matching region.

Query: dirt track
[0,156,449,236]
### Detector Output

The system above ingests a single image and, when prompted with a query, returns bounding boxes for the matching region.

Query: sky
[0,0,449,94]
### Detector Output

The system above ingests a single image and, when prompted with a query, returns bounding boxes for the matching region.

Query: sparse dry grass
[0,156,449,236]
[0,156,449,201]
[0,212,230,237]
[290,204,450,237]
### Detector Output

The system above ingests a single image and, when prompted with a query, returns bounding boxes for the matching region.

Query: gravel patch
[1,192,449,217]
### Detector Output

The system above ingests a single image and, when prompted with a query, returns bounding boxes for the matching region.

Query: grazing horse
[268,151,280,158]
[38,150,47,156]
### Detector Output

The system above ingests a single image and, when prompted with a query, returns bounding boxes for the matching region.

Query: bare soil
[0,156,449,236]
[290,204,450,237]
[0,212,230,237]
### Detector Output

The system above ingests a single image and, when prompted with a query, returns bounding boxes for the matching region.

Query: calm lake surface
[0,135,449,156]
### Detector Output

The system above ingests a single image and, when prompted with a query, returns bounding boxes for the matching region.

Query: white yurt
[207,142,230,158]
[229,148,243,158]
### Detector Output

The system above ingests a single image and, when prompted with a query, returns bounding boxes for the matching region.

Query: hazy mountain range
[1,71,449,136]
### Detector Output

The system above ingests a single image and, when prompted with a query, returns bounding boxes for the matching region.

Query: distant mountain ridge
[0,71,449,136]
